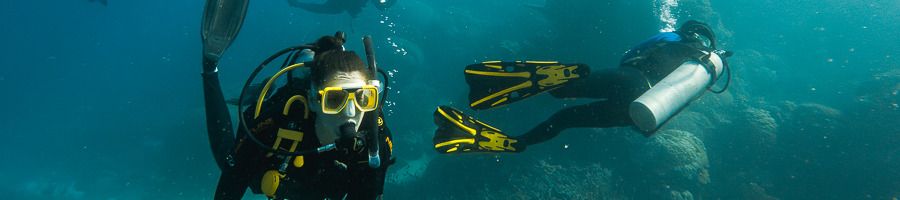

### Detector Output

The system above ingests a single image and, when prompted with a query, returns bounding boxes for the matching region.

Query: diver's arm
[202,57,237,171]
[212,129,259,200]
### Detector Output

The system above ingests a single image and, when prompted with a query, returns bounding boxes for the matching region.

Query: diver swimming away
[433,20,733,153]
[201,0,394,199]
[287,0,397,18]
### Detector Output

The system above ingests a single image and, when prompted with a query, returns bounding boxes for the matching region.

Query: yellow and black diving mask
[318,84,379,114]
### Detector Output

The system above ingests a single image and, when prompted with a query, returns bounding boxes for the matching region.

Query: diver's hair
[678,20,716,48]
[314,35,345,58]
[310,50,372,86]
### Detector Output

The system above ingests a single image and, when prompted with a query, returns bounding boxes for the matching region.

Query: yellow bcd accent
[261,170,285,198]
[255,63,306,118]
[385,137,393,153]
[293,156,304,168]
[267,128,304,157]
[283,95,310,119]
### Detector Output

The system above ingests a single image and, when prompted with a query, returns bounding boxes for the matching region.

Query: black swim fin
[201,0,249,65]
[432,106,523,153]
[465,61,590,110]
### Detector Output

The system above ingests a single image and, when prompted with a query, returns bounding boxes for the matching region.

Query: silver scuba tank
[629,52,725,132]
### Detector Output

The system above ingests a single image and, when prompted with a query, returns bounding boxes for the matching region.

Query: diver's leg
[550,67,649,100]
[202,60,236,171]
[518,67,648,146]
[516,100,632,146]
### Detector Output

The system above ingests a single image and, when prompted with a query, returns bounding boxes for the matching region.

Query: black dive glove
[202,56,218,74]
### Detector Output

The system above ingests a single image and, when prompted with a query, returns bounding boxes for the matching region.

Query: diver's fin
[201,0,250,65]
[432,106,523,154]
[465,61,590,110]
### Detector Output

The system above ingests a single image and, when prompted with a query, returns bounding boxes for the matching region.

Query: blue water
[1,0,898,199]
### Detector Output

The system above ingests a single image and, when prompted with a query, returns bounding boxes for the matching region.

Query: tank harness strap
[698,52,718,84]
[261,93,312,199]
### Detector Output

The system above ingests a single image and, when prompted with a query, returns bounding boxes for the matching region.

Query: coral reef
[661,111,715,139]
[666,190,695,200]
[775,102,845,168]
[738,182,778,200]
[854,69,900,128]
[506,160,620,200]
[779,102,843,144]
[391,154,623,200]
[735,107,778,154]
[632,129,710,193]
[385,154,431,185]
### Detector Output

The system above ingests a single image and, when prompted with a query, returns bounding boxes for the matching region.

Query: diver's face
[314,70,369,144]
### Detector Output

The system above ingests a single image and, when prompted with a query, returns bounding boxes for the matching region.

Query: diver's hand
[203,56,218,74]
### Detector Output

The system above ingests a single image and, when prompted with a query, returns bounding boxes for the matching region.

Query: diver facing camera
[202,31,395,199]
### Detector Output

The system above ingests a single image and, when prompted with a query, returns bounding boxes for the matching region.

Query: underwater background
[1,0,898,199]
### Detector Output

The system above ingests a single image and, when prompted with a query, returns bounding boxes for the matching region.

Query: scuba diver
[287,0,397,18]
[201,1,394,199]
[432,20,733,154]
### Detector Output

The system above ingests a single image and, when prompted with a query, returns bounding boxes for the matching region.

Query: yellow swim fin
[432,106,523,153]
[464,61,590,110]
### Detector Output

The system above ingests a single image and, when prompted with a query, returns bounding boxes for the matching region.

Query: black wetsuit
[202,65,393,199]
[517,31,712,145]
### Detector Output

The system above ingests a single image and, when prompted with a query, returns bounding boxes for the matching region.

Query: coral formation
[631,130,710,187]
[392,155,623,200]
[385,154,431,185]
[507,161,620,200]
[737,107,778,151]
[667,190,695,200]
